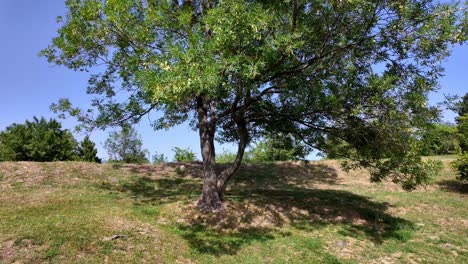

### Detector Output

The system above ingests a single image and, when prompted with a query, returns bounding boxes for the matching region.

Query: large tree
[42,0,467,211]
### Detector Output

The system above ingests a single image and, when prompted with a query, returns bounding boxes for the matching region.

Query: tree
[0,117,78,162]
[78,135,101,162]
[104,126,149,163]
[418,124,461,156]
[457,93,468,118]
[454,93,468,152]
[457,114,468,152]
[43,1,467,211]
[249,135,308,162]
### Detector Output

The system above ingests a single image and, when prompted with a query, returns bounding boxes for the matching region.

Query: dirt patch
[0,239,48,263]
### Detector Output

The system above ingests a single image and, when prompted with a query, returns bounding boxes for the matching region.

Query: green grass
[0,158,466,263]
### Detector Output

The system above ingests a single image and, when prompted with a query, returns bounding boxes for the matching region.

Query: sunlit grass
[0,157,466,263]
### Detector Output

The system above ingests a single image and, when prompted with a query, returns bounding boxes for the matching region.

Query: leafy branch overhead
[43,0,468,210]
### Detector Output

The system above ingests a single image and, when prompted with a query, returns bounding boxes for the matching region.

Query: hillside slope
[0,159,466,263]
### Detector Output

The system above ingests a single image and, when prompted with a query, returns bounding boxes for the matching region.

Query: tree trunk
[196,96,249,212]
[216,116,248,201]
[197,128,223,211]
[196,96,223,212]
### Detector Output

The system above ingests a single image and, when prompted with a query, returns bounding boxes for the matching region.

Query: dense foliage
[104,126,149,163]
[248,135,308,162]
[418,124,460,156]
[78,135,101,163]
[452,152,468,181]
[43,0,467,210]
[451,93,468,181]
[0,117,79,162]
[457,114,468,152]
[457,93,468,118]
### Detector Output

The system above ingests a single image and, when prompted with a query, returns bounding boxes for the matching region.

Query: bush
[451,153,468,181]
[0,117,78,161]
[172,147,196,162]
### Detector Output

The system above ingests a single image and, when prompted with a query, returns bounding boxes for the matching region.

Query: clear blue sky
[0,1,467,161]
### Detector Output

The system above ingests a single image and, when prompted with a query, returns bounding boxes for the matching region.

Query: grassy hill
[0,158,466,263]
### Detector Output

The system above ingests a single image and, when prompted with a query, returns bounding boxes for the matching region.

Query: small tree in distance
[249,135,308,162]
[104,126,149,164]
[152,152,167,164]
[78,135,101,163]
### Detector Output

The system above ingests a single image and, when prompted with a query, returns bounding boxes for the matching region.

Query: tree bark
[216,116,248,200]
[196,96,249,212]
[196,96,223,212]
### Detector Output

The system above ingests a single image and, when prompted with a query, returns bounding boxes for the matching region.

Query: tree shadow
[230,162,340,189]
[437,180,468,194]
[170,187,414,256]
[111,162,204,178]
[103,162,414,256]
[102,176,202,205]
[174,224,283,256]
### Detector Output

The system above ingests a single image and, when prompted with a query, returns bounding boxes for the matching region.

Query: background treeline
[0,117,100,162]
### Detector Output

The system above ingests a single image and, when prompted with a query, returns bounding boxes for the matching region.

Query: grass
[0,158,466,263]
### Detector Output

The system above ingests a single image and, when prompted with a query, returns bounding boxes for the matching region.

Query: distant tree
[152,151,167,164]
[0,117,78,162]
[104,126,149,163]
[78,135,101,163]
[43,0,467,211]
[457,115,468,152]
[172,147,197,162]
[249,135,308,162]
[450,93,468,181]
[418,124,461,156]
[457,93,468,118]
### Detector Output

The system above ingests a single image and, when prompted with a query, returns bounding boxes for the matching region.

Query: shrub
[451,153,468,181]
[172,147,196,162]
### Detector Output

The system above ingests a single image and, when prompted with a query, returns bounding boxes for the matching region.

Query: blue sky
[0,1,467,161]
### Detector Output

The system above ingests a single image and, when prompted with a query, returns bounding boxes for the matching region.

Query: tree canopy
[43,0,467,211]
[0,117,79,162]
